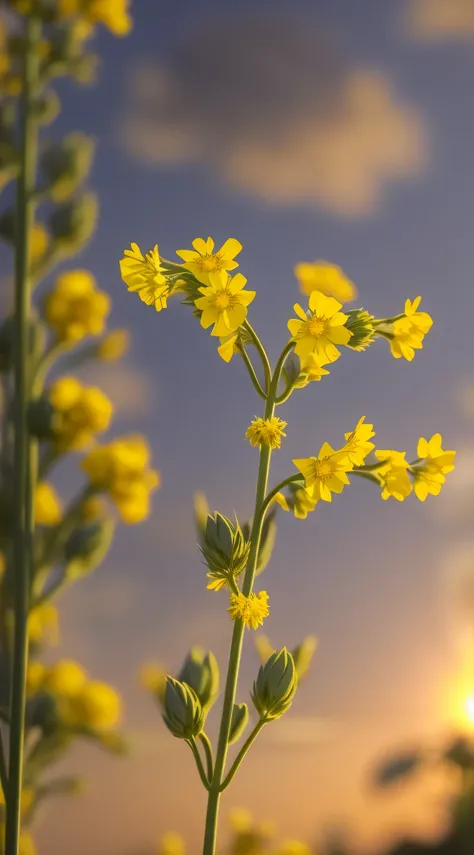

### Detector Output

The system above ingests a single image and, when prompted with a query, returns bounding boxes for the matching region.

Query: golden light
[466,694,474,726]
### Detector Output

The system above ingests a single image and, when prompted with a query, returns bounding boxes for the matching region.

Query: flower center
[214,289,232,310]
[314,459,333,479]
[308,316,327,337]
[197,254,222,273]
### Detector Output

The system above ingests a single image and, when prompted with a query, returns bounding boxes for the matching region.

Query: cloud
[78,361,154,418]
[406,0,474,41]
[120,14,427,217]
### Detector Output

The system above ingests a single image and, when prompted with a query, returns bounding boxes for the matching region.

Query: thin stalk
[187,737,211,790]
[243,322,271,393]
[240,347,266,400]
[260,474,304,520]
[0,726,8,802]
[220,719,266,791]
[7,14,41,855]
[199,732,214,783]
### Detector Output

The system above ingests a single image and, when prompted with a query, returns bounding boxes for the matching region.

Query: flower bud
[31,90,61,126]
[64,517,115,580]
[40,132,95,202]
[28,398,55,440]
[177,647,219,711]
[49,191,98,251]
[229,702,249,745]
[345,309,375,352]
[291,635,317,681]
[251,648,297,721]
[162,677,205,740]
[201,512,250,589]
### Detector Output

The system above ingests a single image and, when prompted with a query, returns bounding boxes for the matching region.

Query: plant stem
[260,474,304,520]
[202,339,292,855]
[199,732,214,782]
[7,14,41,855]
[240,347,266,400]
[220,719,266,791]
[187,737,211,790]
[243,322,271,393]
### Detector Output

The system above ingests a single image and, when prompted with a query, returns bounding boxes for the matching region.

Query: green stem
[199,732,214,782]
[187,737,211,790]
[260,474,304,520]
[372,313,405,326]
[243,322,271,393]
[351,470,381,486]
[220,719,266,791]
[0,728,8,802]
[240,347,266,400]
[7,14,41,855]
[275,380,296,406]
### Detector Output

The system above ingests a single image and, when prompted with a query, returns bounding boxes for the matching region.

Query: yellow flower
[30,223,50,261]
[272,492,290,512]
[217,332,239,363]
[375,450,413,502]
[292,487,319,519]
[44,270,110,342]
[26,661,47,697]
[413,433,455,501]
[176,237,242,286]
[293,442,351,502]
[228,591,269,630]
[276,842,312,855]
[294,261,357,303]
[288,291,351,363]
[140,662,166,696]
[82,435,160,524]
[64,681,122,731]
[120,243,172,311]
[342,417,375,466]
[296,352,332,386]
[28,604,59,646]
[246,417,287,449]
[58,0,132,36]
[49,376,113,450]
[194,270,256,337]
[159,832,186,855]
[43,660,88,696]
[97,328,130,362]
[35,482,62,526]
[389,297,433,361]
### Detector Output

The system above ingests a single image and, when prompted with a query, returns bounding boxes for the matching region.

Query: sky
[5,0,474,853]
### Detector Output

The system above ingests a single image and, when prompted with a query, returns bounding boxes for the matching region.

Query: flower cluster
[48,376,112,450]
[44,270,110,343]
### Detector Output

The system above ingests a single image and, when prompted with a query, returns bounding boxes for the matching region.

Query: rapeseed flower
[30,222,50,261]
[49,376,113,450]
[246,417,287,449]
[296,353,332,386]
[176,237,242,286]
[58,0,132,36]
[44,270,110,342]
[412,433,455,501]
[228,591,269,630]
[28,604,59,646]
[97,328,130,362]
[294,261,357,303]
[194,270,256,336]
[288,291,351,363]
[82,435,160,523]
[375,450,413,501]
[43,659,88,696]
[120,243,172,311]
[342,417,375,466]
[35,482,62,526]
[293,442,352,502]
[26,661,47,697]
[389,297,433,361]
[217,332,239,363]
[59,680,122,731]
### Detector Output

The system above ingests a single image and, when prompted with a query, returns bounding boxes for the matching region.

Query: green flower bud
[291,636,317,681]
[177,647,219,711]
[162,677,205,740]
[28,398,55,440]
[201,512,250,590]
[345,308,376,352]
[251,648,297,722]
[32,90,61,126]
[49,191,98,251]
[229,702,249,745]
[40,132,95,202]
[64,517,115,580]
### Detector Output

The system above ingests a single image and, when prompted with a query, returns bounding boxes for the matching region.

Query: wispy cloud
[120,13,427,217]
[406,0,474,42]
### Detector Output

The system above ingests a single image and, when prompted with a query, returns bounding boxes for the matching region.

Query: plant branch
[187,737,211,790]
[220,719,266,791]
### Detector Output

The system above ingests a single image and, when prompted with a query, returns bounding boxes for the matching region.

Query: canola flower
[288,292,352,363]
[246,417,287,450]
[27,604,59,647]
[374,450,413,502]
[412,433,456,501]
[44,270,110,342]
[176,237,243,285]
[342,417,375,466]
[58,0,132,36]
[228,592,270,630]
[49,376,113,450]
[293,443,352,502]
[387,297,433,361]
[57,680,122,731]
[195,270,256,337]
[34,482,62,526]
[120,243,172,311]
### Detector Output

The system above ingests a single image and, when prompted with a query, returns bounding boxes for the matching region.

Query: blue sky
[8,1,474,853]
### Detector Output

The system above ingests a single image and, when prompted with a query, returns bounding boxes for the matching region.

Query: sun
[466,694,474,725]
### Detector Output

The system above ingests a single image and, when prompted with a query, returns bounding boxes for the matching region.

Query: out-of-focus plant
[0,3,159,854]
[121,230,454,855]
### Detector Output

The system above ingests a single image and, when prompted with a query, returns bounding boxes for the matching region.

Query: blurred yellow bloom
[82,435,160,524]
[120,243,172,311]
[58,0,132,36]
[97,328,130,362]
[413,433,456,501]
[43,659,88,696]
[288,292,351,363]
[30,223,50,261]
[140,662,167,696]
[49,376,113,450]
[229,807,253,833]
[26,661,46,697]
[159,832,186,855]
[194,270,256,337]
[228,591,269,630]
[293,442,351,502]
[375,450,413,502]
[60,680,122,731]
[0,552,5,581]
[35,482,62,526]
[44,270,110,342]
[246,417,287,449]
[276,842,312,855]
[294,261,357,303]
[342,416,375,466]
[389,297,433,361]
[176,237,242,286]
[28,604,59,646]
